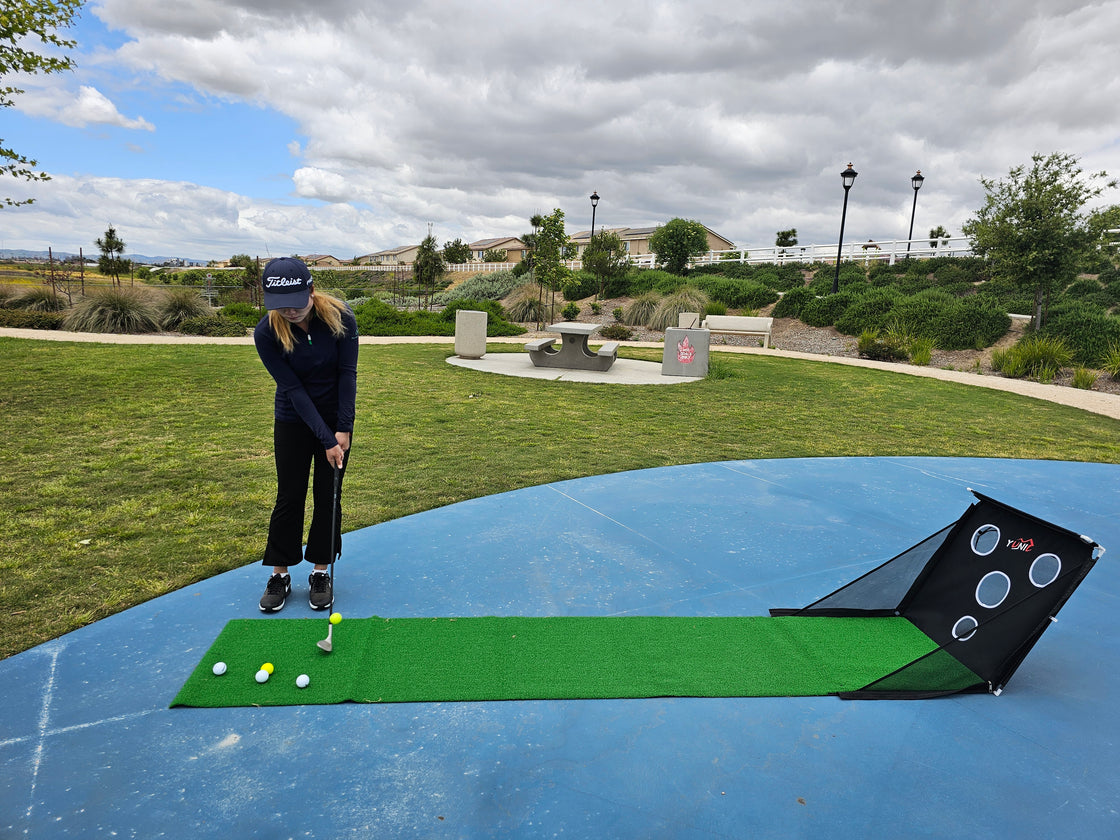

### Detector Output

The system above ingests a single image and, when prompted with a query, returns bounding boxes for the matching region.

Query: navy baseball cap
[262,257,313,310]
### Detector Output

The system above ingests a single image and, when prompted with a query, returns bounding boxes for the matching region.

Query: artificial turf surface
[171,614,980,707]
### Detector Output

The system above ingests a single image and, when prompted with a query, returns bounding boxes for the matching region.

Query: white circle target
[976,571,1011,609]
[1029,553,1062,588]
[970,524,1001,556]
[952,615,979,641]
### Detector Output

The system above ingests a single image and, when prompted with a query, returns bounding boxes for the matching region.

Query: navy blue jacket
[254,308,359,450]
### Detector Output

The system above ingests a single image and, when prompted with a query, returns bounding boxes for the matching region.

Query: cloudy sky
[4,0,1120,261]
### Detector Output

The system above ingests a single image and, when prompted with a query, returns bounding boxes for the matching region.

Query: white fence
[307,237,973,274]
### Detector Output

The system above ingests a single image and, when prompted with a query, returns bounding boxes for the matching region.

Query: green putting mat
[172,615,980,707]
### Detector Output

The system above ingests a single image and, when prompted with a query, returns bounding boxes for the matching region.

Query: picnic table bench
[526,323,618,371]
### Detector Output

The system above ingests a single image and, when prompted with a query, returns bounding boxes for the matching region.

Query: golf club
[317,462,342,653]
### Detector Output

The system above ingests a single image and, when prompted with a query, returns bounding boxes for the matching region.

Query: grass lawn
[2,337,1119,659]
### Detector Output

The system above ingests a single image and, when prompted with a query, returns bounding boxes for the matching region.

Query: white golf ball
[296,674,310,689]
[255,669,269,683]
[212,662,227,676]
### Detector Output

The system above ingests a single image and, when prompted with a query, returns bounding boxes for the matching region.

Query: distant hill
[0,249,207,266]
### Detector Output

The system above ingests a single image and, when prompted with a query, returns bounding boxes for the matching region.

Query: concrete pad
[447,350,703,384]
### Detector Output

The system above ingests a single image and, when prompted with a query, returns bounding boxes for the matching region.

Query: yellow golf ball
[330,613,342,625]
[261,662,275,674]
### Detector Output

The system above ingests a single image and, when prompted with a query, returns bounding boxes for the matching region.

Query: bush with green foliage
[561,301,580,320]
[220,301,265,327]
[991,334,1073,382]
[771,286,814,319]
[1101,343,1120,378]
[704,301,727,316]
[352,298,525,337]
[562,270,599,301]
[0,308,66,329]
[628,270,687,296]
[835,287,902,336]
[929,296,1010,350]
[434,270,520,305]
[62,289,161,334]
[1071,367,1097,389]
[177,316,250,337]
[1039,300,1120,366]
[440,299,525,336]
[800,291,853,327]
[887,289,956,338]
[695,276,779,309]
[599,323,633,340]
[158,289,213,331]
[808,262,867,295]
[857,328,909,362]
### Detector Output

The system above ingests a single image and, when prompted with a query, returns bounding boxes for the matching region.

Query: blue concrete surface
[2,457,1118,838]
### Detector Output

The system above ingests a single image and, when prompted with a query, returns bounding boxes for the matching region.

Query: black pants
[262,420,349,568]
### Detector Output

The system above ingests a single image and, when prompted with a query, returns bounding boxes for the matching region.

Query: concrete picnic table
[525,322,619,372]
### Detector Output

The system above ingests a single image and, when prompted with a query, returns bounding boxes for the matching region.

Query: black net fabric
[771,492,1101,699]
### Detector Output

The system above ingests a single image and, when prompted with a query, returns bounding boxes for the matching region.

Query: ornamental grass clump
[62,289,161,334]
[649,288,710,331]
[158,289,213,331]
[12,287,67,312]
[622,292,662,326]
[990,334,1073,382]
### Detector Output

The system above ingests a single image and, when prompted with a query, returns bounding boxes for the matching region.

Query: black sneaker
[259,573,291,613]
[309,572,333,611]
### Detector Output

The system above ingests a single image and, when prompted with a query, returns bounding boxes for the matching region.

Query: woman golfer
[254,257,359,613]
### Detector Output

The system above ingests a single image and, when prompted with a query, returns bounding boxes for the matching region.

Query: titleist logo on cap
[264,276,305,289]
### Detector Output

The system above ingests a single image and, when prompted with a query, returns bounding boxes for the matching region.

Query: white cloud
[8,0,1120,258]
[15,83,154,131]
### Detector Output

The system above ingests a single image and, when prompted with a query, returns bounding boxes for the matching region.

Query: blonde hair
[267,287,350,353]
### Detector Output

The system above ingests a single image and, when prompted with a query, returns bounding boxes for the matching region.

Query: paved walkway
[3,327,1119,420]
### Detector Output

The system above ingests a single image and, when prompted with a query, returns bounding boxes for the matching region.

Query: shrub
[800,291,853,327]
[612,307,623,322]
[598,323,633,341]
[696,276,778,309]
[1040,300,1120,366]
[177,316,250,337]
[771,286,814,319]
[1101,343,1120,378]
[650,288,711,331]
[11,287,66,311]
[622,292,662,326]
[504,283,546,322]
[930,296,1010,350]
[62,289,161,334]
[221,301,266,328]
[835,287,901,336]
[0,308,66,329]
[704,301,727,316]
[434,269,521,305]
[561,301,580,320]
[159,289,213,330]
[627,270,686,296]
[808,262,866,294]
[1071,367,1097,390]
[992,334,1074,381]
[888,289,955,338]
[561,270,598,301]
[857,328,908,362]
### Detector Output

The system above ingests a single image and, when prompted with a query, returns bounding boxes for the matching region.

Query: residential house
[468,237,529,263]
[302,254,343,267]
[567,225,735,258]
[359,245,421,265]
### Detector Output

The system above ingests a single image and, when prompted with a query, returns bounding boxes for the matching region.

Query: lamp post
[833,164,858,294]
[589,191,599,244]
[589,191,600,297]
[906,170,924,258]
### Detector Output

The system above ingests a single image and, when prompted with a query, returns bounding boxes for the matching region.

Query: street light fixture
[906,170,924,258]
[589,191,600,296]
[833,163,858,294]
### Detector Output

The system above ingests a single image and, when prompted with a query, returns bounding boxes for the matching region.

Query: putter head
[317,624,333,653]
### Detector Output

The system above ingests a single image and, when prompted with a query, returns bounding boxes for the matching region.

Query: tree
[928,225,950,249]
[582,229,630,298]
[1085,205,1120,264]
[531,209,567,324]
[2,1,82,207]
[963,152,1115,328]
[775,228,798,247]
[482,248,508,263]
[230,253,261,304]
[413,228,445,310]
[442,238,471,264]
[96,224,128,286]
[649,218,709,275]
